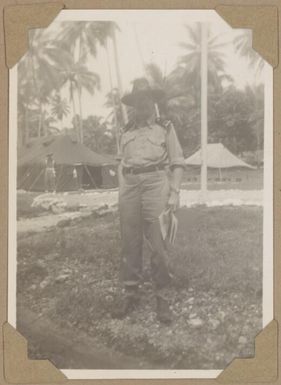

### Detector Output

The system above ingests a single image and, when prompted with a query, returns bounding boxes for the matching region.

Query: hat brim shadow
[121,89,165,106]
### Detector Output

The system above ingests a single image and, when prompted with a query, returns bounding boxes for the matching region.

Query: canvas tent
[18,135,118,191]
[185,143,255,169]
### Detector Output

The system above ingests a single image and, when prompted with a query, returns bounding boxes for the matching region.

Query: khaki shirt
[118,119,185,168]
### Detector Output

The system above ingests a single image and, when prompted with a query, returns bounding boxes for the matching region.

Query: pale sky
[30,10,266,128]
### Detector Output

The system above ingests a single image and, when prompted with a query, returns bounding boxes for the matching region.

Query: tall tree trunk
[38,103,43,138]
[30,51,42,138]
[78,87,83,144]
[70,82,79,142]
[23,105,29,146]
[60,117,64,132]
[256,120,262,169]
[111,27,128,125]
[105,37,120,153]
[76,36,83,144]
[200,22,208,197]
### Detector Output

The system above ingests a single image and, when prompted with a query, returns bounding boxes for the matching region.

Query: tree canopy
[17,22,264,158]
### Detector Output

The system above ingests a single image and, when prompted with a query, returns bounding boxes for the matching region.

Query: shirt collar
[133,114,155,130]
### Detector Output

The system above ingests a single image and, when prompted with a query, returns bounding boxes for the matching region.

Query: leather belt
[123,164,165,175]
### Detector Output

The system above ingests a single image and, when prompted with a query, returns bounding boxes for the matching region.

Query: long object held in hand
[154,103,160,119]
[159,208,178,245]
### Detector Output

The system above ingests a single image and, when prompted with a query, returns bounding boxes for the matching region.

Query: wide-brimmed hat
[121,78,165,107]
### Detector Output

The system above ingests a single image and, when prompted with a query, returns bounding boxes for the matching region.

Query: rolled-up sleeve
[166,124,185,168]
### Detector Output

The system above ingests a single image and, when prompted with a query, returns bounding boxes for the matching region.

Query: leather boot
[111,287,140,319]
[156,295,173,324]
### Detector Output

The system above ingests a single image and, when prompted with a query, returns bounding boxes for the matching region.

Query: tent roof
[185,143,255,169]
[18,135,117,167]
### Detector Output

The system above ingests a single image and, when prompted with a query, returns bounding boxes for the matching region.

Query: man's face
[135,97,155,122]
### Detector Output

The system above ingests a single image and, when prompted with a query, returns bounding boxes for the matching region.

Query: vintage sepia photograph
[9,9,273,379]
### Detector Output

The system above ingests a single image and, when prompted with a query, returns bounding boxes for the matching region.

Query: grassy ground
[17,206,263,369]
[17,192,44,218]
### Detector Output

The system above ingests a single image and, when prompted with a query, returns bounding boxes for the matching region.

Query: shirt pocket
[146,134,166,149]
[142,132,167,161]
[122,131,137,148]
[121,131,137,160]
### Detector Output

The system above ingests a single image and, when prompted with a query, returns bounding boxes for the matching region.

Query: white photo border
[8,9,274,380]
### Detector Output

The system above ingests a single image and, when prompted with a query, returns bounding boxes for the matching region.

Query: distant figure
[73,167,79,190]
[44,153,56,193]
[109,169,116,177]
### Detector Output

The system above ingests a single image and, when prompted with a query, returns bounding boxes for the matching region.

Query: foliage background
[17,19,264,162]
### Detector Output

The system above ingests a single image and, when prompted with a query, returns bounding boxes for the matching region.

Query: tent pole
[57,169,67,192]
[18,165,35,190]
[200,22,208,200]
[55,165,64,192]
[84,165,97,189]
[219,167,222,182]
[29,168,45,191]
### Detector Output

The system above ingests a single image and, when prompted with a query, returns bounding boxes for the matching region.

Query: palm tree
[17,75,35,145]
[56,21,116,143]
[234,30,265,164]
[175,23,234,151]
[82,115,114,154]
[51,94,71,131]
[244,84,264,166]
[104,88,124,150]
[18,28,64,141]
[57,21,116,59]
[59,53,100,143]
[145,62,198,150]
[178,23,232,95]
[234,30,264,73]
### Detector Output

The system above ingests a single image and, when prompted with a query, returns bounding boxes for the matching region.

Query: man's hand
[167,190,180,212]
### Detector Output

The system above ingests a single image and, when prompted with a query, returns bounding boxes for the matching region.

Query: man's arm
[164,122,185,211]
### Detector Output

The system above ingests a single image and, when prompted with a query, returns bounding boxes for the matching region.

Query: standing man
[114,78,185,323]
[44,153,56,193]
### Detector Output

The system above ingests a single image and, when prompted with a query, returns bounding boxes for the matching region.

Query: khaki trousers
[119,169,171,290]
[45,169,56,192]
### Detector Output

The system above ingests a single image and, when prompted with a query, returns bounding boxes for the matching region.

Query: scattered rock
[32,195,67,213]
[105,295,114,303]
[51,203,67,214]
[218,310,226,321]
[209,318,220,329]
[55,274,70,283]
[188,318,204,327]
[187,297,194,304]
[238,336,248,345]
[39,279,50,289]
